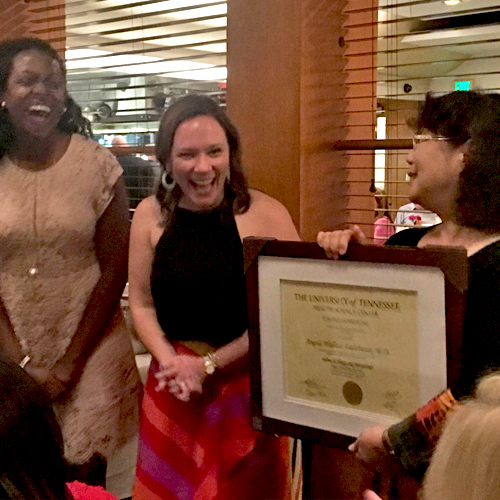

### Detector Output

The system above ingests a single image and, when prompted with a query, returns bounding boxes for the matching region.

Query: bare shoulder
[249,189,286,210]
[132,196,161,225]
[236,189,300,241]
[131,196,165,247]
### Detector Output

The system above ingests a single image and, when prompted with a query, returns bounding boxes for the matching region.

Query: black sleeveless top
[151,202,248,346]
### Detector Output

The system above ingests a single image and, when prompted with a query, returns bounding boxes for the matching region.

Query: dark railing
[329,139,412,150]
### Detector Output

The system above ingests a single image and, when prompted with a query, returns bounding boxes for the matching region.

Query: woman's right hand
[317,225,367,259]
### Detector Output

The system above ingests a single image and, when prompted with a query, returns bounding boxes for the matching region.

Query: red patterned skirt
[133,344,291,500]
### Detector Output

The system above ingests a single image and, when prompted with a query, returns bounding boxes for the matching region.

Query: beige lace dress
[0,134,141,464]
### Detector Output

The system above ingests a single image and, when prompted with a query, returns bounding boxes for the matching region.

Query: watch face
[204,358,215,374]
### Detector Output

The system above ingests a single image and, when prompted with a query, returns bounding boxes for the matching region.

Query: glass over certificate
[281,280,419,419]
[245,239,467,441]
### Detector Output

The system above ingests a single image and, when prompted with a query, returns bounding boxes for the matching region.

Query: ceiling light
[444,0,461,5]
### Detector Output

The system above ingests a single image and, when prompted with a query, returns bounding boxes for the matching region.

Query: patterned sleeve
[91,141,124,219]
[385,389,459,480]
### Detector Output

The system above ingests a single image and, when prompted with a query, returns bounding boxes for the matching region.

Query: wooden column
[227,0,349,241]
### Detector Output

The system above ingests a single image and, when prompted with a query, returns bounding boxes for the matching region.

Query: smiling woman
[170,115,230,211]
[129,94,299,499]
[2,49,66,141]
[0,37,141,488]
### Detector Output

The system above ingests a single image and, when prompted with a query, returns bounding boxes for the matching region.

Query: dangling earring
[1,101,5,109]
[161,171,176,191]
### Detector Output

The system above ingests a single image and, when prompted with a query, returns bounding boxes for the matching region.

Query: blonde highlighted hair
[423,373,500,500]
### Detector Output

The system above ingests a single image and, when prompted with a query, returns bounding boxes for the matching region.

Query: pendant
[28,267,38,276]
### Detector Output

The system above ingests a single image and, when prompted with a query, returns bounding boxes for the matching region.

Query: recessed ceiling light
[444,0,461,5]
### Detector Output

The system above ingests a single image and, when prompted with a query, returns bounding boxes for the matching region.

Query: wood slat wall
[0,0,65,51]
[343,0,378,238]
[299,0,349,238]
[227,0,302,234]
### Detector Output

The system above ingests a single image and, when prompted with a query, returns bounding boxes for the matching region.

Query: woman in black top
[317,90,500,482]
[129,95,299,499]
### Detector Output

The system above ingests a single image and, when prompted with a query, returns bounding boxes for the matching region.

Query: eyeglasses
[412,134,451,148]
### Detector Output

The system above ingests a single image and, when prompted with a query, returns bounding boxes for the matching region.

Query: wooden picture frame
[244,239,468,447]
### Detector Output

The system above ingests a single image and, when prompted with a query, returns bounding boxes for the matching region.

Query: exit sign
[455,81,471,91]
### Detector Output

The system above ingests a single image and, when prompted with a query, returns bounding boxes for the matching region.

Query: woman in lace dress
[0,37,141,485]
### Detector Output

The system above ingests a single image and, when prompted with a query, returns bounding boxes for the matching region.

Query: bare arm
[0,298,23,362]
[129,197,208,401]
[210,331,248,369]
[27,178,130,399]
[128,197,176,367]
[156,330,250,400]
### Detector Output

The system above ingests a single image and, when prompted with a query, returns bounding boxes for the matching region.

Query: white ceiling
[65,0,227,78]
[378,0,500,97]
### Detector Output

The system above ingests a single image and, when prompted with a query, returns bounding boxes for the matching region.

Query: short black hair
[414,91,500,233]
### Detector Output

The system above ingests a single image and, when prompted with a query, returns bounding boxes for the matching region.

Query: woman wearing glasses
[317,91,500,489]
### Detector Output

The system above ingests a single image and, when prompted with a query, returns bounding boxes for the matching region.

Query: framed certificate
[244,239,468,446]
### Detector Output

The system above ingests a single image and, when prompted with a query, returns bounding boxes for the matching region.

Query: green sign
[455,81,471,91]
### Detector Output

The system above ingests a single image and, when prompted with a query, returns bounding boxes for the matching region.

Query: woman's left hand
[155,354,206,401]
[348,426,387,465]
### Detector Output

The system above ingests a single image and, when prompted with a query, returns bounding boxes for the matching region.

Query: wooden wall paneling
[227,0,352,241]
[226,0,302,234]
[299,0,349,239]
[344,0,377,237]
[0,0,33,42]
[27,0,66,52]
[0,0,65,53]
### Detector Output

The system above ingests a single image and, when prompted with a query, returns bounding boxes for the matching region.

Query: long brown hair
[155,94,250,222]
